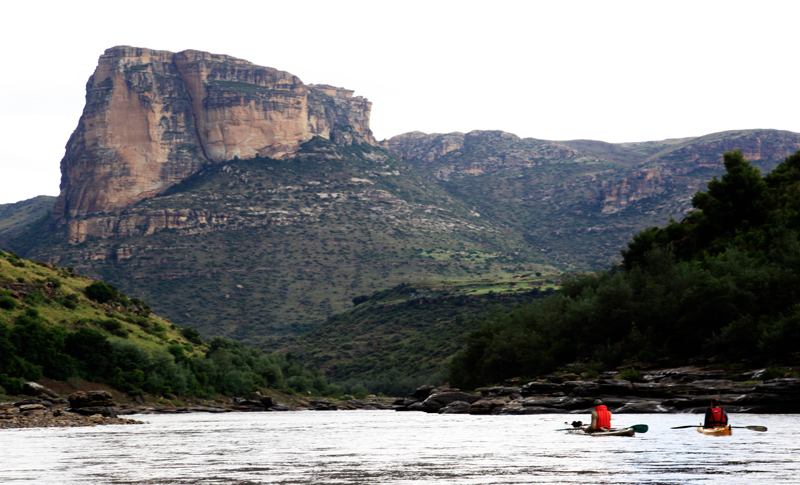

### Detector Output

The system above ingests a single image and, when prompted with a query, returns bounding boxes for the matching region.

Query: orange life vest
[595,405,611,428]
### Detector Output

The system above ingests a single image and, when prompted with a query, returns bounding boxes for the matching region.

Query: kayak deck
[697,426,732,436]
[567,427,636,437]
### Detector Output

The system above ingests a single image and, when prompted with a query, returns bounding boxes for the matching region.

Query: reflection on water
[1,411,797,484]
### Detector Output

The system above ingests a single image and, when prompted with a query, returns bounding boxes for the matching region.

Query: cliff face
[54,46,376,222]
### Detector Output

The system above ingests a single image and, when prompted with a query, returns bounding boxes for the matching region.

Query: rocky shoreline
[1,390,143,429]
[0,387,397,429]
[4,367,800,429]
[393,366,800,415]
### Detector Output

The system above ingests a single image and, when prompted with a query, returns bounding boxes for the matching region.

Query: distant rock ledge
[393,366,800,415]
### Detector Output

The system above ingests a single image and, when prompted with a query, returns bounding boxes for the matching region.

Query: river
[1,411,796,484]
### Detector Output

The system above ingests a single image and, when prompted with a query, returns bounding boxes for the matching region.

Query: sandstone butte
[54,46,377,231]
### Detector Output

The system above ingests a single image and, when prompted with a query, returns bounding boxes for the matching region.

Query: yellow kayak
[697,426,732,436]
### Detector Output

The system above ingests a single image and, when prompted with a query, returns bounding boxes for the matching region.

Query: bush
[84,281,120,304]
[618,367,644,383]
[181,327,204,345]
[0,296,17,311]
[98,319,127,337]
[0,374,25,395]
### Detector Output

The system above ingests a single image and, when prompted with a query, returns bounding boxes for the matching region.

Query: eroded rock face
[54,46,376,224]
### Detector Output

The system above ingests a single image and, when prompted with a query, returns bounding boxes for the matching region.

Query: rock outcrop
[0,397,141,429]
[54,46,376,224]
[394,367,800,415]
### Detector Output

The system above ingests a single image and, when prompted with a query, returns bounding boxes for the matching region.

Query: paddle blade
[631,424,648,433]
[745,425,768,432]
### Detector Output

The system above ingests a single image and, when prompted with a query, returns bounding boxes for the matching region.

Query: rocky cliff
[54,46,376,223]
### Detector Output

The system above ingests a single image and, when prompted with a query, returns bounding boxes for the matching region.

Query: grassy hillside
[0,249,348,399]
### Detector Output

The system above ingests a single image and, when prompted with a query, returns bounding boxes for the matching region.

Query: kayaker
[703,398,728,428]
[584,398,611,433]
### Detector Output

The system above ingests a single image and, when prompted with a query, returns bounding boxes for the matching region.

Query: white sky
[1,0,798,204]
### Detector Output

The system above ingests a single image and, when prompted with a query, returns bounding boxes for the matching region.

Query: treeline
[449,150,800,389]
[270,283,553,397]
[0,308,343,397]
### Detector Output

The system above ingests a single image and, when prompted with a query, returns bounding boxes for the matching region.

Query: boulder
[469,397,511,415]
[69,390,115,408]
[439,401,472,414]
[414,391,481,413]
[23,382,59,398]
[71,406,118,418]
[520,381,561,396]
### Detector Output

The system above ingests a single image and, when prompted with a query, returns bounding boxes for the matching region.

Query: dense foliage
[449,150,800,389]
[0,249,345,399]
[0,308,342,397]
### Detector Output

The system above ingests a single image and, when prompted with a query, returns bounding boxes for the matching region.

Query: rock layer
[54,46,376,222]
[393,367,800,415]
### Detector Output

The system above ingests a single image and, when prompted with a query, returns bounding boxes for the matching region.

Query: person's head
[594,399,604,406]
[711,398,720,407]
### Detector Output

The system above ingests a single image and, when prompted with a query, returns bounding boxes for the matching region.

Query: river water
[1,411,796,484]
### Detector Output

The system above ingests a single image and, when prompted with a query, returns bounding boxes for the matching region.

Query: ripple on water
[1,412,798,484]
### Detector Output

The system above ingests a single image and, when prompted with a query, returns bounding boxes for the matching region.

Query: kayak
[697,426,732,436]
[567,427,636,437]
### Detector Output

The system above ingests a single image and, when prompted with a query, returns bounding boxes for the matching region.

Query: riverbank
[393,366,800,415]
[0,384,396,429]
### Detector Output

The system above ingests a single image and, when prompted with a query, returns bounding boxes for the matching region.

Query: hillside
[6,139,551,345]
[0,196,56,238]
[448,149,800,389]
[387,129,800,269]
[0,249,344,399]
[3,47,800,349]
[266,274,565,395]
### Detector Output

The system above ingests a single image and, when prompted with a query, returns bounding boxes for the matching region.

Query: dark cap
[594,399,604,405]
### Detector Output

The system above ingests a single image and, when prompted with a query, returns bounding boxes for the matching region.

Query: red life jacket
[595,405,611,428]
[708,406,727,426]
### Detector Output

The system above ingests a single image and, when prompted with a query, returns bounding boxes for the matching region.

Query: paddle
[732,426,768,432]
[671,425,768,432]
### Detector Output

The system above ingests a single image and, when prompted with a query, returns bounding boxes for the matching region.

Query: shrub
[0,296,17,311]
[0,374,24,395]
[84,281,120,304]
[181,327,204,345]
[98,319,127,337]
[618,367,644,383]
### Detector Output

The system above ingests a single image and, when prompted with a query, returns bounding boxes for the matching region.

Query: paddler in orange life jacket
[584,399,611,433]
[703,398,728,428]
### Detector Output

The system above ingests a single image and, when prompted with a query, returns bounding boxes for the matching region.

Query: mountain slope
[387,129,800,269]
[0,196,56,238]
[11,139,550,345]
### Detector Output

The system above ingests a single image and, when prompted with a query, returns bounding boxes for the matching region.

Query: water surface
[1,411,795,484]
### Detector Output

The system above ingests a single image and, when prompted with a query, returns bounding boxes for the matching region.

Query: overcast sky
[1,0,798,204]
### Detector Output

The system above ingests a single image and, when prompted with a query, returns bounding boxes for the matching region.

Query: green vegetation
[449,150,800,389]
[269,277,560,396]
[0,249,346,399]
